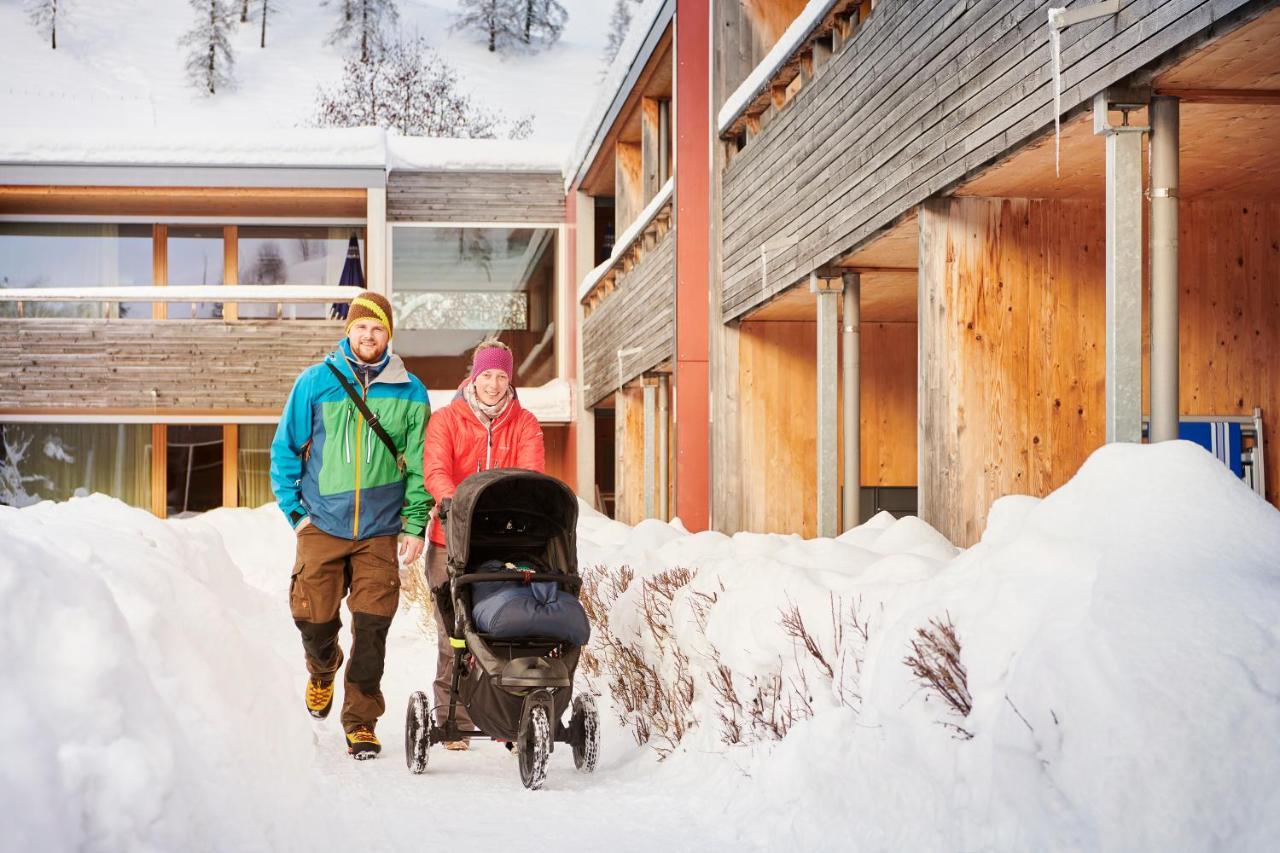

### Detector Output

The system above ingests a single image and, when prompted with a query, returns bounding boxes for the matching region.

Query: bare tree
[520,0,568,47]
[181,0,236,95]
[327,0,398,63]
[259,0,278,48]
[25,0,64,50]
[313,35,531,138]
[453,0,522,53]
[602,0,644,68]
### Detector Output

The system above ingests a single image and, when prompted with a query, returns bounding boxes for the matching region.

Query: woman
[423,340,545,750]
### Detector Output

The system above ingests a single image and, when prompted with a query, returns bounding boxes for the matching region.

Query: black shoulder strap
[326,361,406,473]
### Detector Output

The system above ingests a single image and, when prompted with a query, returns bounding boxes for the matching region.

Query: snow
[565,0,671,185]
[3,440,1278,850]
[386,135,564,172]
[0,126,387,168]
[716,0,839,135]
[0,1,615,153]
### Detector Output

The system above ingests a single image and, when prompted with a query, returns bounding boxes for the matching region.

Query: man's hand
[398,534,425,565]
[295,517,311,532]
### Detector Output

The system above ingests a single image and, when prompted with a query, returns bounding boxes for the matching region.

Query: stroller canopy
[446,469,579,575]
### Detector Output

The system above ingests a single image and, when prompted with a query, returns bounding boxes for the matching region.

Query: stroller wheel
[405,691,431,774]
[518,705,551,790]
[571,693,600,773]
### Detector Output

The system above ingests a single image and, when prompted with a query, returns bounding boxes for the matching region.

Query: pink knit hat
[469,345,515,382]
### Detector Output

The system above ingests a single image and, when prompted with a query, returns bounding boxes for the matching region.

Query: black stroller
[404,469,600,789]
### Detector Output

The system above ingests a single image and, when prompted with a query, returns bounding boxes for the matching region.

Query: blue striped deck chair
[1178,421,1245,478]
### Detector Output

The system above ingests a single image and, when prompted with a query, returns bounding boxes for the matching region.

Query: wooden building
[571,0,1279,545]
[0,131,575,515]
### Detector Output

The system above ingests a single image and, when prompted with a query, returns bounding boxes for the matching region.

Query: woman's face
[474,367,510,406]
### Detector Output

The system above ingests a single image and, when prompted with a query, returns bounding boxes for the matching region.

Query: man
[270,290,430,760]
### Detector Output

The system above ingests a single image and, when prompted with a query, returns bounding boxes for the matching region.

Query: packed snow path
[5,441,1280,851]
[300,609,759,851]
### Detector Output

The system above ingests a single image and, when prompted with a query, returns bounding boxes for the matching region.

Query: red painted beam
[673,0,710,531]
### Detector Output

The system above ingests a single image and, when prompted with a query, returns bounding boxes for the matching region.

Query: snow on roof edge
[717,0,840,135]
[386,136,564,174]
[563,0,674,191]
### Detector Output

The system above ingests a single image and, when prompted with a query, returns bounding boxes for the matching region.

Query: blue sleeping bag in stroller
[470,559,591,646]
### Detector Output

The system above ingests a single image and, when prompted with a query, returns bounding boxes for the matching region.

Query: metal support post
[813,271,841,537]
[1150,96,1180,442]
[1094,91,1148,443]
[842,273,861,531]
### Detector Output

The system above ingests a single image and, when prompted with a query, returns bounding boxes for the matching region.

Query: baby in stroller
[405,469,600,789]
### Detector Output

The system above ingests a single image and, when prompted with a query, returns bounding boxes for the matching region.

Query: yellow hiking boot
[305,677,335,720]
[346,725,381,760]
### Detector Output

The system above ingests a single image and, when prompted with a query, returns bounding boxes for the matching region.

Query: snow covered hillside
[0,0,613,148]
[2,440,1277,851]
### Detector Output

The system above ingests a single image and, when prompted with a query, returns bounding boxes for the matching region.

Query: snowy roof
[564,0,674,190]
[386,136,563,173]
[0,127,389,169]
[717,0,840,135]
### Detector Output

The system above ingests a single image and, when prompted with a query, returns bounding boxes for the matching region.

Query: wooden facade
[719,0,1267,322]
[919,196,1280,546]
[581,228,676,407]
[0,319,338,414]
[387,171,565,223]
[735,318,917,537]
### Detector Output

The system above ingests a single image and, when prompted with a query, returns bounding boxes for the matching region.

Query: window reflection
[392,226,557,389]
[237,227,365,319]
[0,223,152,319]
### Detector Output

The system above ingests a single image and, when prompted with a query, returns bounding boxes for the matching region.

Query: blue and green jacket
[270,339,432,540]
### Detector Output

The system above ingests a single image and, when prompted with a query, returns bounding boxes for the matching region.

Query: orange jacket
[424,389,545,546]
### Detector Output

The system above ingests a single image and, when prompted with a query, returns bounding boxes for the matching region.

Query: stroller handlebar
[452,572,582,592]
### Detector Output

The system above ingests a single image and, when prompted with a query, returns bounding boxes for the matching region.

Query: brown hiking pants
[426,545,473,729]
[290,524,401,732]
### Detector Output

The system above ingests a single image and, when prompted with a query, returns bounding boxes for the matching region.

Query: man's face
[347,319,389,363]
[474,367,511,406]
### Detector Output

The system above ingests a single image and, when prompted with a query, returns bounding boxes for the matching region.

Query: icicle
[1048,7,1066,178]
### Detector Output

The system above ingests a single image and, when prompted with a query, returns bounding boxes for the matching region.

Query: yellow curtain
[1,423,151,508]
[238,424,277,508]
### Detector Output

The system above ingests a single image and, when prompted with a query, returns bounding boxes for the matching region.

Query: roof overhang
[0,163,386,189]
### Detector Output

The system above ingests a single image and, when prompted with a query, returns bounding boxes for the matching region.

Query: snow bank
[578,441,1280,850]
[0,496,318,851]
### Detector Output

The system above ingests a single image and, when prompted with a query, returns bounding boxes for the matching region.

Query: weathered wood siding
[387,171,565,222]
[721,0,1263,320]
[582,229,676,407]
[0,319,340,412]
[614,385,647,525]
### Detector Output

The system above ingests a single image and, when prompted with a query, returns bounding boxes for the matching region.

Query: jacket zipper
[352,381,366,539]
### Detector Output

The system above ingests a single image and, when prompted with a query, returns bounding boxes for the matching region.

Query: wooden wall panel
[614,385,647,525]
[721,0,1261,321]
[1173,200,1280,505]
[615,142,644,237]
[737,319,917,536]
[920,196,1279,546]
[861,322,918,487]
[387,171,564,222]
[0,319,340,413]
[920,197,1107,547]
[582,228,676,406]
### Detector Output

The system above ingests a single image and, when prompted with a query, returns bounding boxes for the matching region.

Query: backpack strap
[325,361,406,473]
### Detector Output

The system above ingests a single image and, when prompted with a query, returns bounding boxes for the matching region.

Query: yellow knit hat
[344,291,393,338]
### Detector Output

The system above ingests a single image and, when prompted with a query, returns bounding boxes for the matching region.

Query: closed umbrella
[331,234,364,320]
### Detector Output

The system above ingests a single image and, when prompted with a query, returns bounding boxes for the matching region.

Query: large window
[0,223,152,318]
[391,226,558,389]
[238,226,365,319]
[236,424,277,508]
[167,226,225,319]
[0,423,152,508]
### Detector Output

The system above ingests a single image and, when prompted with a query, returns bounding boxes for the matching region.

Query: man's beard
[353,341,387,363]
